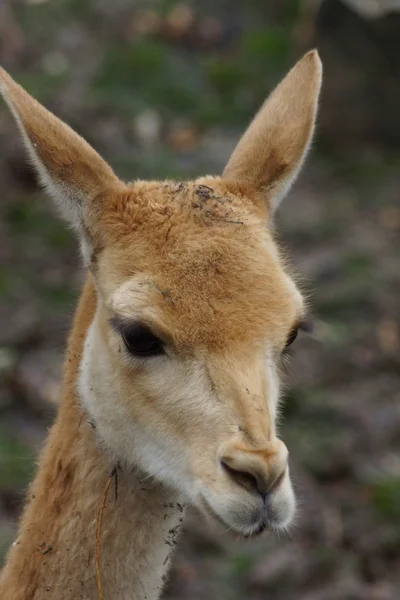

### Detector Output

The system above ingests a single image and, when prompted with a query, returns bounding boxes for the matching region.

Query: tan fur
[0,51,322,599]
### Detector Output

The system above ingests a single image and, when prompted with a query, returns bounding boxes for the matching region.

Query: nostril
[221,460,260,496]
[269,469,285,495]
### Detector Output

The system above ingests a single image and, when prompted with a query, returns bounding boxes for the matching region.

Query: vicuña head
[0,51,322,599]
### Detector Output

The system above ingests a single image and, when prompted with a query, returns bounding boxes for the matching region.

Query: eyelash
[285,327,298,348]
[282,319,313,354]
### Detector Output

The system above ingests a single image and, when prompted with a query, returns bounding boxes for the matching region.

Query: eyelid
[298,318,313,334]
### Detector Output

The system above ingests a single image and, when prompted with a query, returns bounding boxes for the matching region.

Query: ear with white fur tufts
[222,50,322,213]
[0,67,124,264]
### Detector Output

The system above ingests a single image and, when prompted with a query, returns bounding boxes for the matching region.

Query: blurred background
[0,0,400,598]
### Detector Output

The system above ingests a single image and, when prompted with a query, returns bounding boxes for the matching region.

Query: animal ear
[0,67,123,264]
[222,50,322,213]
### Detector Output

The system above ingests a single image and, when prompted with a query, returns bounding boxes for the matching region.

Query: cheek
[265,361,281,425]
[117,358,224,489]
[135,358,221,428]
[110,353,222,452]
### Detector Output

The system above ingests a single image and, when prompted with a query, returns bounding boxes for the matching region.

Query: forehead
[99,177,303,348]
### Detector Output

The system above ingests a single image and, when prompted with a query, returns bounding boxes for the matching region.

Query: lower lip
[250,521,267,537]
[200,495,268,537]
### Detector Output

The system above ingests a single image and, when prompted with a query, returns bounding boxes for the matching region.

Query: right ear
[0,67,124,264]
[222,50,322,214]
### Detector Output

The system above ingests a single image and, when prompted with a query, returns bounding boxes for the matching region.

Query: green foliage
[15,0,93,35]
[372,478,400,522]
[91,10,295,127]
[16,71,69,104]
[93,40,207,118]
[6,196,71,250]
[6,202,42,234]
[342,252,374,278]
[229,552,254,577]
[0,268,10,297]
[0,428,34,488]
[41,283,75,311]
[317,282,374,320]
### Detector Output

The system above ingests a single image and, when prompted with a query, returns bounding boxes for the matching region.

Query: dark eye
[121,324,164,357]
[285,327,299,349]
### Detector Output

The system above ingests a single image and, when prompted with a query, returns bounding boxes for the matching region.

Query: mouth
[199,494,267,538]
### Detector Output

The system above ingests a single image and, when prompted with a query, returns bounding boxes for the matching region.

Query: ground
[0,1,400,599]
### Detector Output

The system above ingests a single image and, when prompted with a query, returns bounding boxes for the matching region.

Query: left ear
[222,50,322,213]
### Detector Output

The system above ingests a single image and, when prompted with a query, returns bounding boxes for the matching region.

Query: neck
[0,277,184,600]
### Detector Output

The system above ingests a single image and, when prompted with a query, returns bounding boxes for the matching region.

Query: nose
[219,439,288,498]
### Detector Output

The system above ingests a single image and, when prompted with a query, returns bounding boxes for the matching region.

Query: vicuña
[0,50,322,599]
